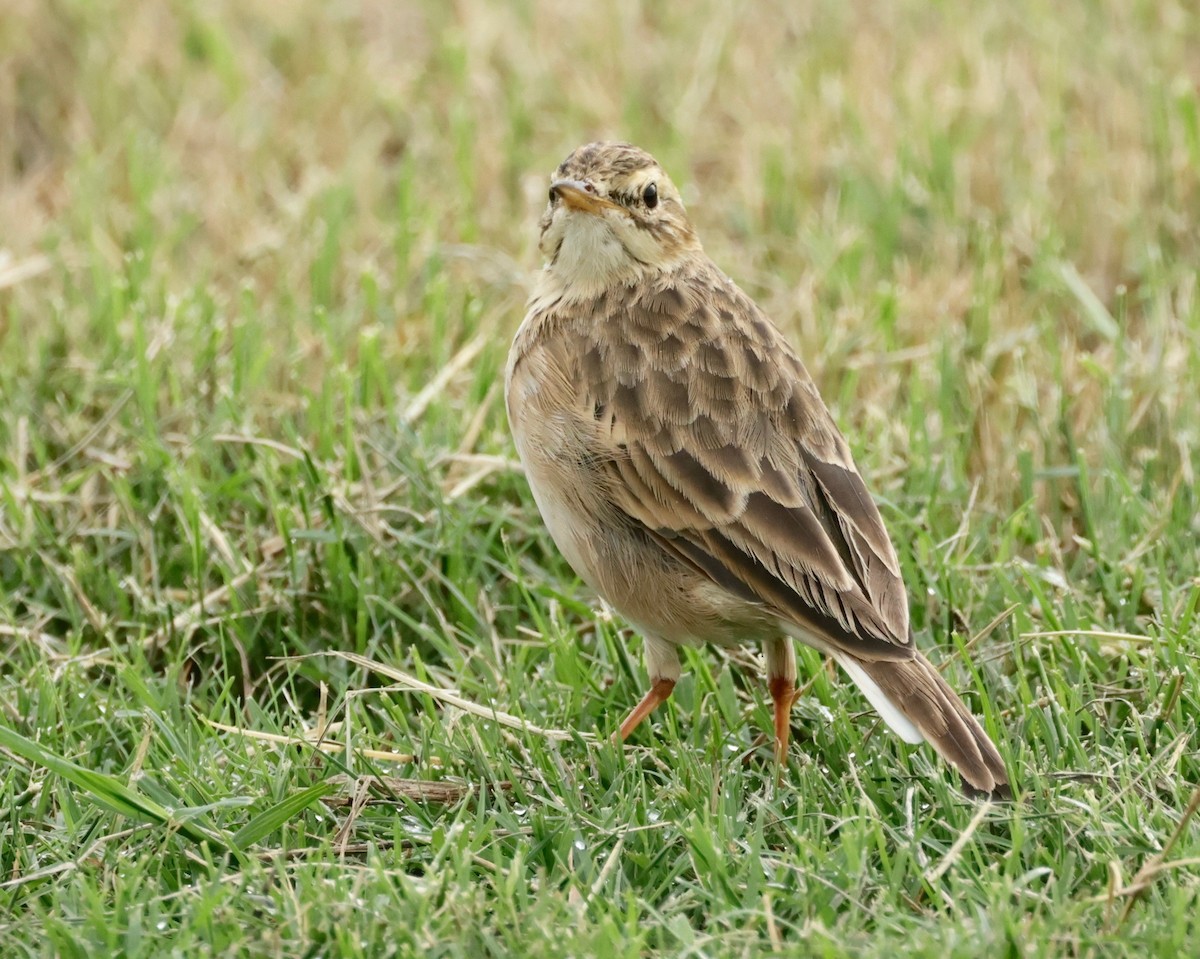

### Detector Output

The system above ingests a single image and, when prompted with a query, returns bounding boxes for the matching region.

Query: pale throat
[531,211,694,311]
[535,212,644,304]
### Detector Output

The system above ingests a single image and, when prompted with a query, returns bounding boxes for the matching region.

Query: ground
[1,1,1198,956]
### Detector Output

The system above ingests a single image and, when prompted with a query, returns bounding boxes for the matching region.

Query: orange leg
[617,678,677,741]
[769,675,796,766]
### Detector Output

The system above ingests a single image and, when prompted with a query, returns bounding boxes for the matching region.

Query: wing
[584,267,912,660]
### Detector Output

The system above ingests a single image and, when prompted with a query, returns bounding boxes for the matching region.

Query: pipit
[505,142,1010,797]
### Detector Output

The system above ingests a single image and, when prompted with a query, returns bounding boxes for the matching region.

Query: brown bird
[505,141,1010,797]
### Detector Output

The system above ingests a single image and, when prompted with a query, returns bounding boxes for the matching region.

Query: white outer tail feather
[833,653,924,744]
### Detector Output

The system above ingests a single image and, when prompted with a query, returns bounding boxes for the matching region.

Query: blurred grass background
[1,0,1198,956]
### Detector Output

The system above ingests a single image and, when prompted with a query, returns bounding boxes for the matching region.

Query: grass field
[2,0,1199,955]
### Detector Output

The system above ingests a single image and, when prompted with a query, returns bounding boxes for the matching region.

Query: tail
[835,650,1011,798]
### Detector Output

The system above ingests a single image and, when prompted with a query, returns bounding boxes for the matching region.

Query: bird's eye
[642,183,658,209]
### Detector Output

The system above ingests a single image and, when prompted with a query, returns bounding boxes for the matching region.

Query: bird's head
[536,142,701,299]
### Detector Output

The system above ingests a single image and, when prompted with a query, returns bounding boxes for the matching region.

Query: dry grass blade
[587,834,626,901]
[333,776,373,855]
[401,332,490,426]
[1113,785,1200,928]
[925,801,994,883]
[442,454,523,501]
[1020,629,1156,644]
[0,252,51,290]
[202,718,421,764]
[316,650,592,742]
[763,891,783,953]
[323,773,511,807]
[211,433,306,460]
[144,537,287,650]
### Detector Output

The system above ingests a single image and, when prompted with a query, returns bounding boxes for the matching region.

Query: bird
[504,141,1010,798]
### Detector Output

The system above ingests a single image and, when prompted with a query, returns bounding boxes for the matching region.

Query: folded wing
[587,272,912,661]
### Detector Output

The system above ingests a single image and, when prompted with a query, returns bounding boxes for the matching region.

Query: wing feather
[589,268,912,659]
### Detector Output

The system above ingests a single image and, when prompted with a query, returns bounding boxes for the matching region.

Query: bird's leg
[617,678,677,740]
[768,676,795,766]
[617,636,681,742]
[765,637,797,766]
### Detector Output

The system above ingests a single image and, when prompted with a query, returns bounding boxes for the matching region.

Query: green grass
[2,0,1199,955]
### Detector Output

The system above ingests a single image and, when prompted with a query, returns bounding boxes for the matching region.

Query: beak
[549,179,621,215]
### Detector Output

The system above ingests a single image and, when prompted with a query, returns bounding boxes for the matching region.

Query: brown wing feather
[588,264,912,659]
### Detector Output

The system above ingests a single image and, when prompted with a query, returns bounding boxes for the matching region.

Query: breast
[509,390,768,648]
[507,323,610,588]
[506,303,774,648]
